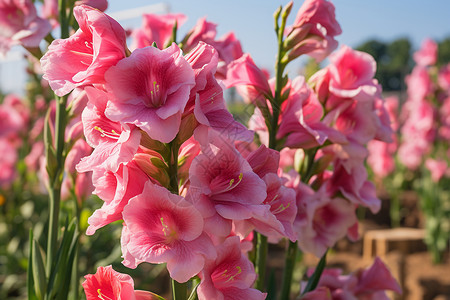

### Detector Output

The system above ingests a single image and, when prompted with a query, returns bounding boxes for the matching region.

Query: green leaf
[301,249,328,296]
[32,239,47,300]
[187,281,200,300]
[27,230,37,300]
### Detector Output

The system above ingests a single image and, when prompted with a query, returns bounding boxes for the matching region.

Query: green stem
[254,234,268,290]
[280,241,298,299]
[255,6,288,292]
[172,280,187,300]
[46,95,68,275]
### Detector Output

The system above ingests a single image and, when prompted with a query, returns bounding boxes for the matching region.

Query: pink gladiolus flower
[0,100,24,138]
[367,139,397,178]
[185,42,253,142]
[82,265,157,300]
[224,53,272,105]
[286,173,356,257]
[404,66,433,104]
[132,13,187,50]
[327,45,378,102]
[0,139,17,188]
[212,32,244,79]
[197,236,266,300]
[303,257,401,299]
[413,38,437,67]
[438,64,450,91]
[75,0,108,11]
[104,43,195,143]
[41,5,127,96]
[284,0,341,61]
[187,131,267,237]
[0,0,51,54]
[328,161,381,214]
[425,158,448,182]
[76,87,141,173]
[121,181,216,283]
[277,76,345,149]
[85,160,150,235]
[183,17,217,53]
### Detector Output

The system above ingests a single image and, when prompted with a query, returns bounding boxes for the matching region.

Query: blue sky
[109,0,450,72]
[1,0,449,94]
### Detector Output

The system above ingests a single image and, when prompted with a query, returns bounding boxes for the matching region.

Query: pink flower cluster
[226,43,393,256]
[301,257,402,300]
[38,1,401,298]
[0,94,30,187]
[397,38,450,180]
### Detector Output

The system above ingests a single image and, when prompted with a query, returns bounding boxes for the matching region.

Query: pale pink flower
[413,38,437,67]
[0,0,51,54]
[197,236,266,300]
[132,13,187,50]
[82,265,157,300]
[42,0,58,26]
[425,158,448,182]
[41,5,127,96]
[186,130,267,237]
[121,181,216,283]
[104,43,195,143]
[25,141,44,171]
[285,0,341,61]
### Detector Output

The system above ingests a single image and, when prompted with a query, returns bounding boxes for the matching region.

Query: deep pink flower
[0,100,24,138]
[197,236,266,300]
[0,139,17,188]
[438,64,450,91]
[211,32,244,79]
[82,265,157,300]
[367,139,397,178]
[187,130,267,237]
[105,43,195,143]
[85,160,150,235]
[76,87,141,173]
[327,45,378,102]
[277,76,346,149]
[0,0,51,54]
[285,173,356,257]
[121,181,216,283]
[404,66,433,104]
[75,0,108,11]
[224,53,272,105]
[303,257,401,299]
[183,17,217,53]
[132,13,187,50]
[413,38,437,67]
[185,42,253,142]
[41,5,127,96]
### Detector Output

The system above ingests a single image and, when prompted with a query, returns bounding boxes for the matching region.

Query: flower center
[149,81,163,107]
[97,289,113,300]
[93,126,120,140]
[218,266,242,283]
